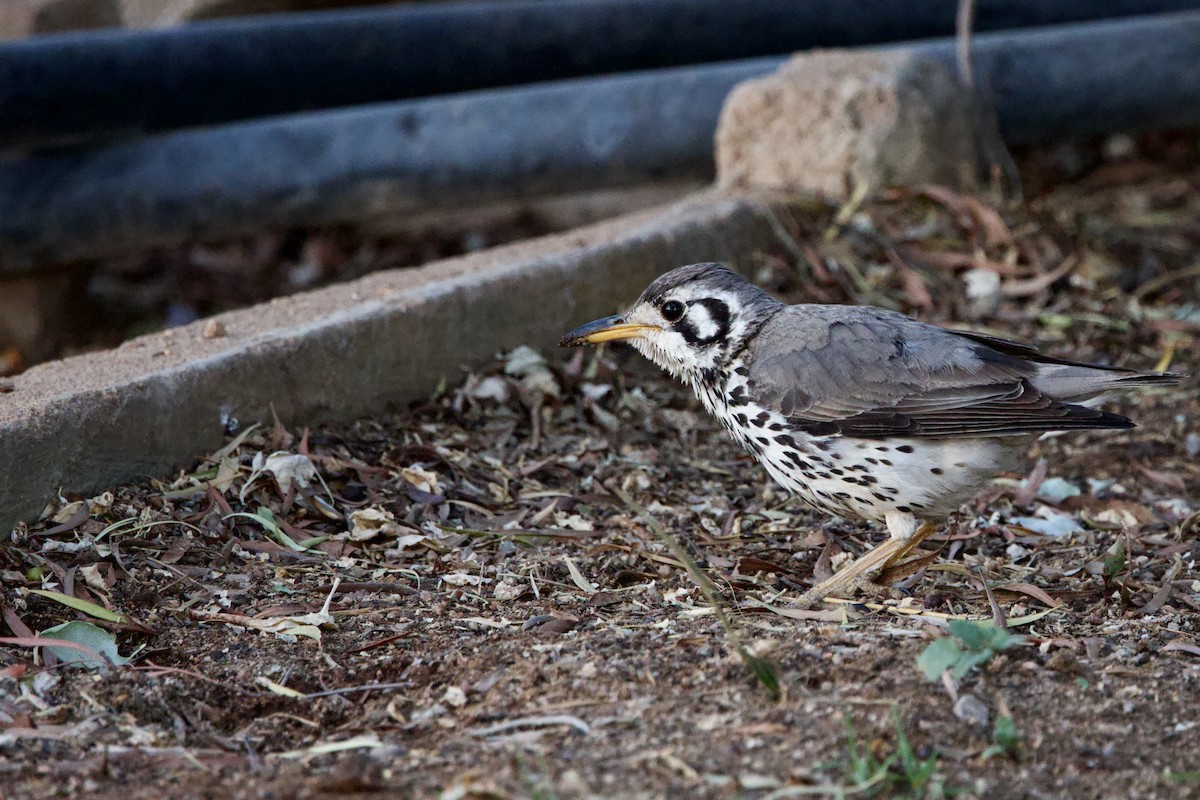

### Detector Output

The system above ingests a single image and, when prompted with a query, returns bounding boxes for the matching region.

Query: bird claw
[796,523,936,607]
[796,571,902,608]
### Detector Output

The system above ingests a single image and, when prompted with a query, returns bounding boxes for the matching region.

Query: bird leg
[799,517,937,607]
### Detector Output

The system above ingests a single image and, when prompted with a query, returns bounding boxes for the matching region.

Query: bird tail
[1033,363,1184,403]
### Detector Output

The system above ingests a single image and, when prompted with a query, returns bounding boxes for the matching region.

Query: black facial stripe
[677,319,703,345]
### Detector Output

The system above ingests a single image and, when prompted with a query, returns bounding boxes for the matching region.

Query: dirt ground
[2,140,1199,799]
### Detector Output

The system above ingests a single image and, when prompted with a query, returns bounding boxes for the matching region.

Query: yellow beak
[559,315,658,347]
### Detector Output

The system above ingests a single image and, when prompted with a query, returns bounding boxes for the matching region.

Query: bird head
[560,263,780,380]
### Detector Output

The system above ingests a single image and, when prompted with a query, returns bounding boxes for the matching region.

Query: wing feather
[746,306,1138,439]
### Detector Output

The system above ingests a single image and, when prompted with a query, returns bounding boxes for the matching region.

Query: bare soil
[2,142,1199,799]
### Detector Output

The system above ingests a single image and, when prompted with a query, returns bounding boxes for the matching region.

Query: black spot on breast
[880,459,893,466]
[753,411,771,427]
[865,457,878,465]
[863,476,878,485]
[756,436,770,445]
[775,434,796,448]
[930,467,944,475]
[734,413,748,426]
[873,492,889,502]
[768,423,784,432]
[896,505,912,513]
[896,445,915,454]
[875,446,890,452]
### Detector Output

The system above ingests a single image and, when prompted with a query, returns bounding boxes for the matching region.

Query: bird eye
[660,300,685,322]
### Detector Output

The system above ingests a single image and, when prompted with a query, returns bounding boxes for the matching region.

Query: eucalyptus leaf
[916,637,963,681]
[40,621,133,669]
[29,589,124,623]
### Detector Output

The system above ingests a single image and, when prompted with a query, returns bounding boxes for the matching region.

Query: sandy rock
[0,0,122,39]
[120,0,249,26]
[120,0,379,27]
[716,49,980,199]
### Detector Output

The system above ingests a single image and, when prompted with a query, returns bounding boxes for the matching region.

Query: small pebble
[1185,432,1200,458]
[953,694,990,728]
[202,320,227,339]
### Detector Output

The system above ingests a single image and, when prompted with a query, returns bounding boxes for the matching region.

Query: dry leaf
[400,465,441,495]
[345,507,403,541]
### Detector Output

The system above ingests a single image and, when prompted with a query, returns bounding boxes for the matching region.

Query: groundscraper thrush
[561,263,1181,605]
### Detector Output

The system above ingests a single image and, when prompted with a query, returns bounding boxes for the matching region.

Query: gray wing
[745,306,1159,439]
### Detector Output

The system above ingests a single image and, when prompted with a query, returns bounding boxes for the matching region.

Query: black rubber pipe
[0,58,776,272]
[3,0,1200,149]
[3,12,1200,272]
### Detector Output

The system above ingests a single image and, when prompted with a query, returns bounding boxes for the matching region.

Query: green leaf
[1167,771,1200,784]
[224,507,309,551]
[948,619,990,650]
[1104,538,1127,579]
[892,706,918,775]
[1007,604,1059,626]
[951,650,995,680]
[39,621,133,669]
[950,619,1024,653]
[746,655,781,701]
[982,714,1022,760]
[917,638,964,681]
[296,535,330,550]
[29,589,124,623]
[892,706,940,789]
[918,621,1026,682]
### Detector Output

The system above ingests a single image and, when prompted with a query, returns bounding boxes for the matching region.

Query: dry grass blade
[1138,556,1183,616]
[756,603,847,623]
[470,715,591,737]
[1162,640,1200,657]
[977,575,1008,629]
[997,582,1062,608]
[563,556,599,594]
[29,589,124,623]
[1132,263,1200,299]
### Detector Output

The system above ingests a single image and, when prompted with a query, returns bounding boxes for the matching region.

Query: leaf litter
[1,137,1199,798]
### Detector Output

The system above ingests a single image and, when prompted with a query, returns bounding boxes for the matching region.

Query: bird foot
[796,572,903,609]
[796,522,936,608]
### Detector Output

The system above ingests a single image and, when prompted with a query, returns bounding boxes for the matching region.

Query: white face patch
[687,303,720,341]
[622,287,749,380]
